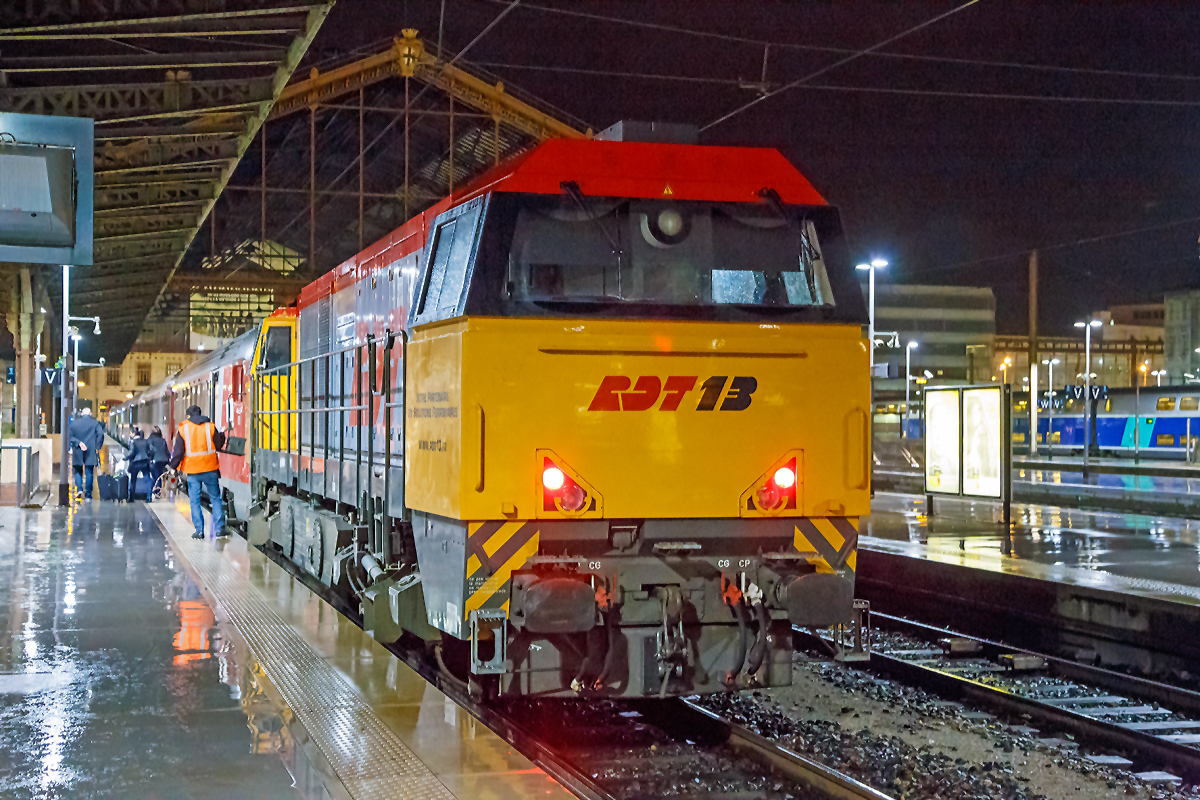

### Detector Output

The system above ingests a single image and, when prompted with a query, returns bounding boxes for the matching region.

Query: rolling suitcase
[97,474,117,502]
[117,474,130,502]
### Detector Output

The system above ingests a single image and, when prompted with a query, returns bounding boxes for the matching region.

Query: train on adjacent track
[884,384,1200,458]
[110,124,871,699]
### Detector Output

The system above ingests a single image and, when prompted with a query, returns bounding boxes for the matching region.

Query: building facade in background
[867,284,996,396]
[75,350,196,418]
[1164,291,1200,382]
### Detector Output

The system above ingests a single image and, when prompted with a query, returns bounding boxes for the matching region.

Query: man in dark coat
[69,407,105,500]
[125,429,152,502]
[148,426,171,496]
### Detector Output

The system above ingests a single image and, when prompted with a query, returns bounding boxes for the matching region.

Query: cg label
[588,375,758,412]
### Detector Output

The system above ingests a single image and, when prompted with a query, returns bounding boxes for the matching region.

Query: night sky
[309,1,1200,334]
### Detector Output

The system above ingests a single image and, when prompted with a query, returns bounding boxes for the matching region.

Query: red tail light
[542,465,565,491]
[755,458,798,512]
[543,457,589,512]
[773,466,796,489]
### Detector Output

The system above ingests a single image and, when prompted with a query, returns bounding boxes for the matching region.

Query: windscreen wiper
[758,186,819,304]
[561,180,624,296]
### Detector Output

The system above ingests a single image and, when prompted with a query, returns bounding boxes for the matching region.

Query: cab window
[1180,397,1199,411]
[261,326,292,371]
[506,195,834,308]
[1156,397,1176,412]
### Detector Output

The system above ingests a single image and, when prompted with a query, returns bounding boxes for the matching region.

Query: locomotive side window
[1157,396,1176,411]
[261,325,291,370]
[1181,396,1199,411]
[506,195,834,308]
[416,201,484,320]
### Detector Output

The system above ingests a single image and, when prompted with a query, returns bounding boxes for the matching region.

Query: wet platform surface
[0,501,303,798]
[866,492,1200,605]
[2,499,569,799]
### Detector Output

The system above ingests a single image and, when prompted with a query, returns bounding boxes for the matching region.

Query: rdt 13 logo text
[588,376,757,412]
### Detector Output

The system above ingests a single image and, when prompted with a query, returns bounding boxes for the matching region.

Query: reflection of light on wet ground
[1,503,315,798]
[871,490,1200,596]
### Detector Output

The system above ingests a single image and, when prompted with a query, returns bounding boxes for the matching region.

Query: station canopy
[1,7,591,362]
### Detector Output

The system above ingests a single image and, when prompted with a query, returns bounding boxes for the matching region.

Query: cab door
[251,319,297,483]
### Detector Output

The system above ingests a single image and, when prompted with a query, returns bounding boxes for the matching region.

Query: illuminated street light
[1152,369,1165,386]
[904,340,917,439]
[1074,319,1103,469]
[1041,358,1061,457]
[855,259,887,374]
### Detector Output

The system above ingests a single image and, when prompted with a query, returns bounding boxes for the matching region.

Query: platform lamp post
[1075,319,1102,477]
[1041,358,1059,458]
[855,259,888,375]
[1136,361,1148,464]
[1152,369,1165,387]
[903,340,918,439]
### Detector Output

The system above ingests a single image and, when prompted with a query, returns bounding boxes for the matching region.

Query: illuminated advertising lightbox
[924,388,961,494]
[962,386,1002,498]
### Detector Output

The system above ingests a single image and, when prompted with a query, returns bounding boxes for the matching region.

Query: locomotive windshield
[506,195,834,308]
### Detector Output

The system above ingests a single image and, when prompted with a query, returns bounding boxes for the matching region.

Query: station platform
[859,492,1200,673]
[866,491,1200,601]
[0,498,569,799]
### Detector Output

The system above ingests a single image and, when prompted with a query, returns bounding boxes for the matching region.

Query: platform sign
[925,384,1011,507]
[925,388,961,494]
[0,113,93,266]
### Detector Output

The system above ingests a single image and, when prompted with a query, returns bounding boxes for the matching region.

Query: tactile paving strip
[159,519,458,800]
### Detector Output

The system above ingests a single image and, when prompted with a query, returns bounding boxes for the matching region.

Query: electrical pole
[1028,250,1038,458]
[59,264,71,507]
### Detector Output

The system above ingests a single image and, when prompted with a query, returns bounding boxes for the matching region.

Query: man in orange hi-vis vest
[169,405,227,540]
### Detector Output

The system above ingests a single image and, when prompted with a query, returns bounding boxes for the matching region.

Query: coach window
[1157,396,1176,412]
[261,325,292,371]
[1180,397,1199,411]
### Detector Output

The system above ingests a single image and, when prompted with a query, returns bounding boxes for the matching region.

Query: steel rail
[797,612,1200,783]
[253,537,893,799]
[682,699,895,800]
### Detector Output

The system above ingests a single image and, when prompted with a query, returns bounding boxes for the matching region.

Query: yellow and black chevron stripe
[464,521,540,619]
[793,516,859,573]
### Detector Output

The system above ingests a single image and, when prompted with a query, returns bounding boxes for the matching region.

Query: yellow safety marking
[813,517,845,554]
[793,525,818,556]
[847,517,860,531]
[845,550,857,573]
[465,520,525,578]
[500,599,510,616]
[465,532,540,616]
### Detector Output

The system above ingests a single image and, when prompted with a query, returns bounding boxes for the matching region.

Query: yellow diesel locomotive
[125,124,871,699]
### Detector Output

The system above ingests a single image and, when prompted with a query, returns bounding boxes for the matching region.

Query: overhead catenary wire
[702,0,983,132]
[487,0,1200,85]
[908,214,1200,278]
[474,61,1200,108]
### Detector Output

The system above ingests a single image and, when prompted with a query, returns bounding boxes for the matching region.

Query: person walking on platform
[169,405,227,540]
[148,426,170,495]
[125,429,152,502]
[69,407,104,500]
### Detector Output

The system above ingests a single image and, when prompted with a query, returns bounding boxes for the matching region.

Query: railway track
[259,540,891,799]
[799,611,1200,786]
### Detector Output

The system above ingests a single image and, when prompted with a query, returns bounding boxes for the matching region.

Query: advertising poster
[924,388,961,494]
[962,386,1002,498]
